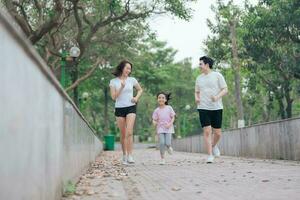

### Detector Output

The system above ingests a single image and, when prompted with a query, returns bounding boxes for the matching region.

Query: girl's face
[157,94,167,106]
[122,63,132,77]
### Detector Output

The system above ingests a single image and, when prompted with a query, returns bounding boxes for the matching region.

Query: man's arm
[195,91,200,104]
[211,87,228,102]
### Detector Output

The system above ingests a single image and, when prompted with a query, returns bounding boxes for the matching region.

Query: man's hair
[199,56,214,69]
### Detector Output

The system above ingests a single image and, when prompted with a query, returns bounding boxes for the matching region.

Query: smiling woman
[109,60,143,165]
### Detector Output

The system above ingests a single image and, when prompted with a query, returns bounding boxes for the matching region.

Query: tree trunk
[286,97,293,118]
[247,107,252,126]
[275,92,286,119]
[176,114,181,137]
[284,83,293,118]
[91,111,97,128]
[230,19,244,123]
[231,118,237,128]
[262,93,270,122]
[71,59,79,106]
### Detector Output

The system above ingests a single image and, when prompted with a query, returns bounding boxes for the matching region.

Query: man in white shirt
[195,56,228,163]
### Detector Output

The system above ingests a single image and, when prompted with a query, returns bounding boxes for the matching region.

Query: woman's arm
[132,82,143,103]
[109,80,125,100]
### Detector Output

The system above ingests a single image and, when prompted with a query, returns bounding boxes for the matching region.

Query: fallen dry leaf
[172,187,181,191]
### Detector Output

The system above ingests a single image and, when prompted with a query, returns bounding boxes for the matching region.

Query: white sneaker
[167,146,173,155]
[159,159,166,165]
[213,145,221,157]
[122,155,128,165]
[127,155,135,163]
[206,155,214,163]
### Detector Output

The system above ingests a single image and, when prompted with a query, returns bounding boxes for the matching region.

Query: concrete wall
[173,117,300,161]
[0,9,102,200]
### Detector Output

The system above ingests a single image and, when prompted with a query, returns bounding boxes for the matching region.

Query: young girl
[152,92,176,165]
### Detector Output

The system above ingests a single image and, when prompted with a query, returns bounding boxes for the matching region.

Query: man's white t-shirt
[195,71,227,110]
[109,77,138,108]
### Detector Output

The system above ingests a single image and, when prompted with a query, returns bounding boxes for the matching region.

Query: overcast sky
[149,0,258,68]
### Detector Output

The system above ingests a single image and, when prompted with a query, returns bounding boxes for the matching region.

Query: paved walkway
[62,148,300,200]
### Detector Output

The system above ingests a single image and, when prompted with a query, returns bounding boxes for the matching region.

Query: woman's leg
[116,117,126,155]
[125,113,136,155]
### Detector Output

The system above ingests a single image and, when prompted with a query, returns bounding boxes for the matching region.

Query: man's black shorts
[115,105,136,117]
[198,109,223,128]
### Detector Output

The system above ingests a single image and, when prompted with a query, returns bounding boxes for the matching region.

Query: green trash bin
[104,135,115,151]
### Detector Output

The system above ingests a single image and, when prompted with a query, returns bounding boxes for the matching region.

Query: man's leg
[212,128,221,147]
[203,126,213,155]
[198,109,213,155]
[211,110,223,157]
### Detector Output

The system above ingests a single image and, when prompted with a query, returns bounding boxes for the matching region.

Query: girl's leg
[116,117,126,155]
[165,133,172,148]
[165,133,173,154]
[125,113,136,155]
[159,133,166,159]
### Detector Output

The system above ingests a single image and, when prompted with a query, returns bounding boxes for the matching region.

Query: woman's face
[122,63,132,76]
[157,94,167,106]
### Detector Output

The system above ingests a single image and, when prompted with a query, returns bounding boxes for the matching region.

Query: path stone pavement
[62,148,300,200]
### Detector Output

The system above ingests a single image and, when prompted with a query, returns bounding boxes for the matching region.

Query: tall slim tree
[205,0,245,127]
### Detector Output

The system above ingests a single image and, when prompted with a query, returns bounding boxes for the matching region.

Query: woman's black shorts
[115,105,137,117]
[198,109,223,128]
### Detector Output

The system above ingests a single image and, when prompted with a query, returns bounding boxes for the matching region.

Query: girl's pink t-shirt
[152,105,176,134]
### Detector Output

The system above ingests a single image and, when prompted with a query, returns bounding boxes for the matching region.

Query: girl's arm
[152,119,158,126]
[152,110,158,127]
[170,115,175,125]
[165,115,175,129]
